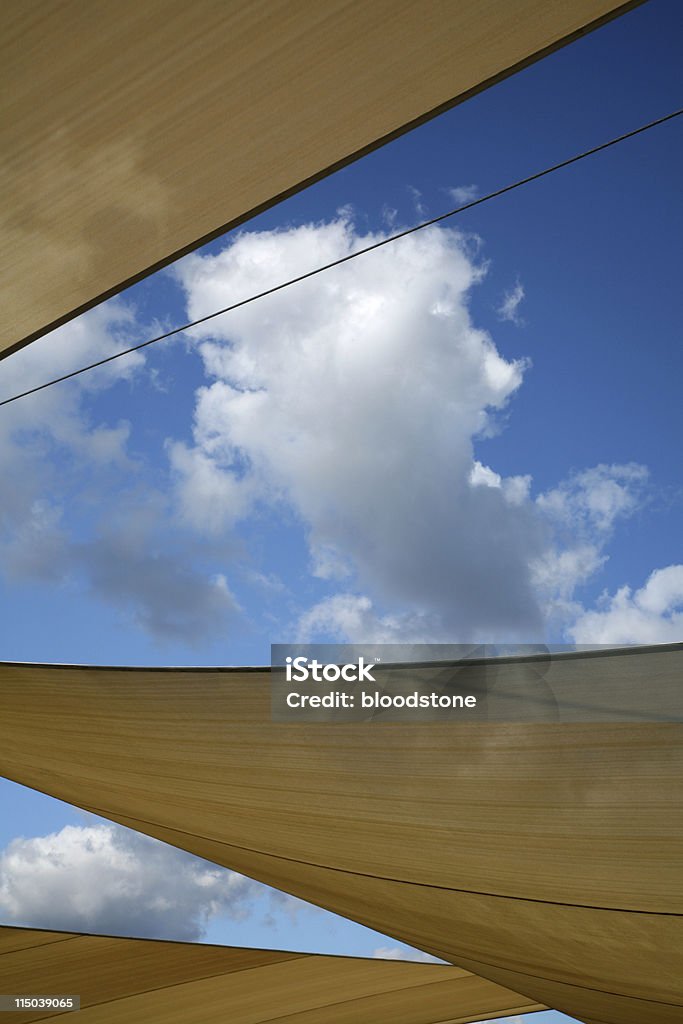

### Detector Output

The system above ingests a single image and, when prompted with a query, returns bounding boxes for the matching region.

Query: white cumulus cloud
[1,216,665,650]
[172,216,653,643]
[0,823,257,940]
[570,565,683,644]
[172,216,554,641]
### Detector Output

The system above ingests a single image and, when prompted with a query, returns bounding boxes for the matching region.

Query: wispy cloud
[447,184,479,206]
[407,185,428,217]
[372,945,443,963]
[532,463,649,631]
[0,304,242,647]
[497,280,525,325]
[476,1018,525,1024]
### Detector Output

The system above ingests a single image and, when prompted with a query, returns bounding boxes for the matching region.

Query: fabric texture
[0,646,680,1023]
[1,0,639,357]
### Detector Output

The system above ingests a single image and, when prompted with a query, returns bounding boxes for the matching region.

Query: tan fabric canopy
[0,926,541,1023]
[1,0,641,359]
[0,645,681,1023]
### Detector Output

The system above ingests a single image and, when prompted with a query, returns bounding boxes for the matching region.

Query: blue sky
[1,2,681,1021]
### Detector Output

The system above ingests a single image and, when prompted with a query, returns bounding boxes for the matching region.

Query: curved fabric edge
[0,646,681,1023]
[0,925,543,1024]
[1,0,643,358]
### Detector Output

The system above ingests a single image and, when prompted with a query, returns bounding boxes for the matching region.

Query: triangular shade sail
[1,0,640,358]
[0,646,681,1023]
[0,926,542,1023]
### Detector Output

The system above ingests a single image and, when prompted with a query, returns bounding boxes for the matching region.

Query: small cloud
[297,594,403,643]
[569,564,683,644]
[78,528,240,645]
[407,186,427,218]
[477,1018,525,1024]
[381,205,399,228]
[244,569,287,594]
[532,463,649,628]
[470,462,531,506]
[469,461,502,490]
[497,280,525,325]
[0,499,69,583]
[261,889,321,929]
[148,367,170,393]
[537,463,648,535]
[335,203,354,220]
[372,945,444,963]
[448,184,479,206]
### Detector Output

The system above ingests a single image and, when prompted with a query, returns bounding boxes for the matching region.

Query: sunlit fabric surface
[0,646,681,1023]
[0,926,542,1023]
[0,0,639,357]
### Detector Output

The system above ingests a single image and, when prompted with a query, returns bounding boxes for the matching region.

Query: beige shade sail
[0,646,681,1023]
[0,926,542,1023]
[0,643,679,1019]
[1,0,641,359]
